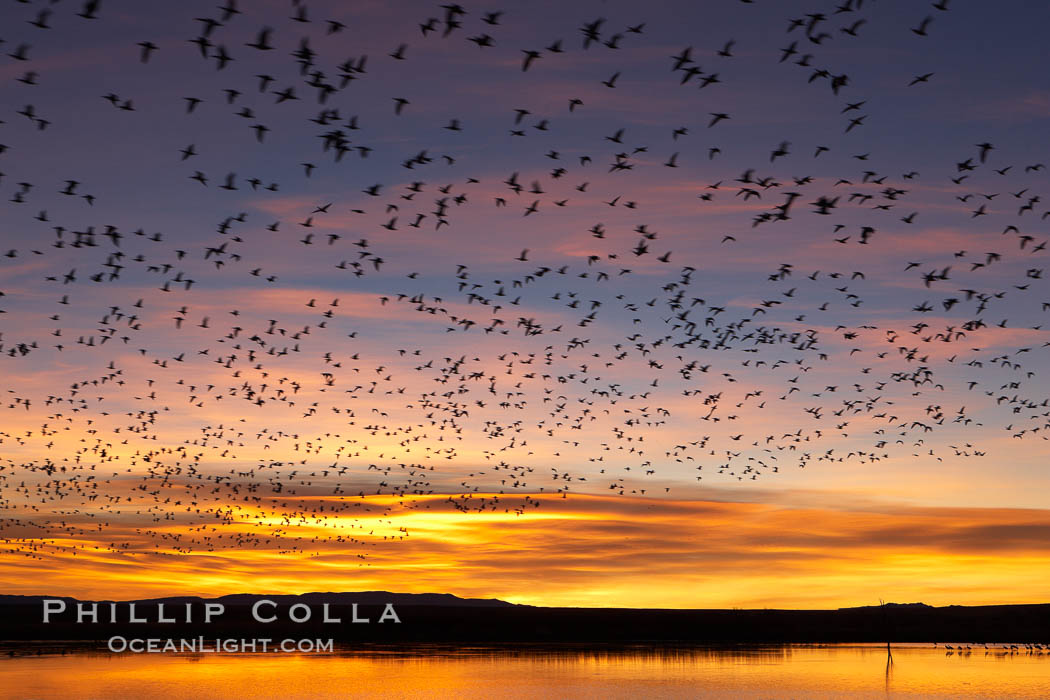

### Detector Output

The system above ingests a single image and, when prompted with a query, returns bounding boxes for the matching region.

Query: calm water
[2,643,1048,699]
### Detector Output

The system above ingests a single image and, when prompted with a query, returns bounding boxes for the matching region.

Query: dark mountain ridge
[2,594,1047,644]
[0,591,517,607]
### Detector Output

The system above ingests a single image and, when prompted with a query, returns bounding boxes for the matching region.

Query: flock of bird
[937,642,1048,657]
[0,0,1047,565]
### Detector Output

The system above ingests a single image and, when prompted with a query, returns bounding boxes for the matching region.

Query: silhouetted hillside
[2,594,1047,644]
[0,591,516,608]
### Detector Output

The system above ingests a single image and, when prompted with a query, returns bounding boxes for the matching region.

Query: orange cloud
[3,492,1049,609]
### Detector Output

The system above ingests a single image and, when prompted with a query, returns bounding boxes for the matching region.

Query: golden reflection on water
[1,644,1048,699]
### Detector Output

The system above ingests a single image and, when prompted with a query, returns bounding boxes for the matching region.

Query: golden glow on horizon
[2,493,1048,609]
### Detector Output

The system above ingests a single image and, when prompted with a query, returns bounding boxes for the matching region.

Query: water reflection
[885,643,894,694]
[1,642,1047,699]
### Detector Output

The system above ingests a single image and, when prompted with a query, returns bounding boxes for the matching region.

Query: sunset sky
[1,0,1048,609]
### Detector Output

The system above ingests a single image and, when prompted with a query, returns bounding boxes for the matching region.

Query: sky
[0,0,1048,609]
